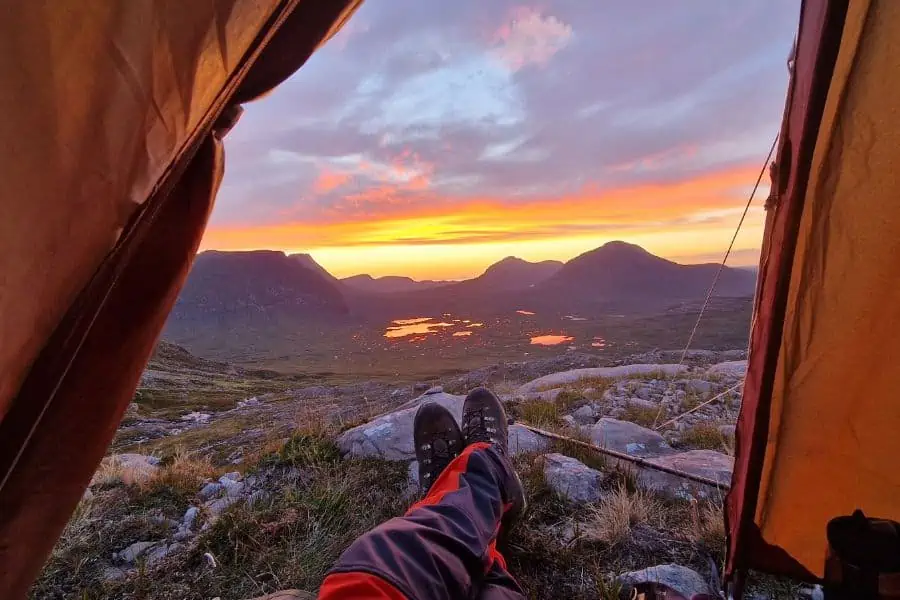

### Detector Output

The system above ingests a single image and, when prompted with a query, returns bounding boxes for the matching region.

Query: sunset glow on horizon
[207,2,798,280]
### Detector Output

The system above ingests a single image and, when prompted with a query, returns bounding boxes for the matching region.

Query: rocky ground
[33,346,810,599]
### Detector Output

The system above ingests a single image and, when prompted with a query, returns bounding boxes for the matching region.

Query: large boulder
[517,364,688,395]
[618,564,715,598]
[539,454,603,503]
[507,424,551,455]
[570,404,597,425]
[338,395,547,460]
[706,360,747,379]
[590,418,673,457]
[638,450,733,500]
[337,393,465,460]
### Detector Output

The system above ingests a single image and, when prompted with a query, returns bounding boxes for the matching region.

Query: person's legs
[319,390,525,600]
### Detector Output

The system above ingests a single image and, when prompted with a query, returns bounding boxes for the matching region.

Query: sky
[203,1,800,280]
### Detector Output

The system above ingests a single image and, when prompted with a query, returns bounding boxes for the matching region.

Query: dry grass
[521,399,561,427]
[690,499,726,552]
[152,449,216,494]
[91,455,159,487]
[549,429,608,472]
[584,484,660,547]
[620,403,660,428]
[680,423,730,451]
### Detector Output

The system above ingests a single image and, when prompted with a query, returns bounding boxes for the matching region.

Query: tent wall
[0,1,361,597]
[728,0,900,584]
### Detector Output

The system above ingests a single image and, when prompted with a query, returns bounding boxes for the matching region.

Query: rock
[590,419,673,457]
[145,544,171,565]
[424,386,443,396]
[718,424,736,438]
[707,360,747,379]
[626,398,657,411]
[540,454,604,503]
[561,415,577,428]
[221,479,245,498]
[685,379,713,395]
[182,506,199,529]
[174,528,194,542]
[337,393,464,460]
[180,412,211,424]
[413,382,430,392]
[638,450,734,500]
[117,541,157,563]
[618,564,715,598]
[199,482,224,500]
[220,471,242,482]
[204,496,240,517]
[237,397,260,409]
[518,364,689,395]
[407,461,419,487]
[570,404,596,425]
[635,385,652,400]
[508,424,551,455]
[102,566,129,582]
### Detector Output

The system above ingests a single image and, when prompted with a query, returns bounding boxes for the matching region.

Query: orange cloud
[313,170,352,193]
[202,161,765,280]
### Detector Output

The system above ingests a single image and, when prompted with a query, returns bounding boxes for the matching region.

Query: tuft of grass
[584,484,660,547]
[620,403,660,428]
[150,449,216,495]
[680,392,702,411]
[521,400,560,427]
[554,389,584,411]
[679,423,729,451]
[264,433,342,470]
[690,499,726,553]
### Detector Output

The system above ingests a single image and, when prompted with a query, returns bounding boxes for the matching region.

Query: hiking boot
[414,402,464,494]
[462,388,526,532]
[461,387,509,454]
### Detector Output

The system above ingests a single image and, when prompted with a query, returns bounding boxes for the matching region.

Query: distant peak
[600,240,647,252]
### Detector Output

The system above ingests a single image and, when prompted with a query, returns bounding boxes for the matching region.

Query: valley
[162,241,755,380]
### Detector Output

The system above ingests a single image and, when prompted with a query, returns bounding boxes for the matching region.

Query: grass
[548,429,608,472]
[584,484,660,547]
[679,423,733,452]
[520,400,561,427]
[690,499,726,554]
[620,403,661,428]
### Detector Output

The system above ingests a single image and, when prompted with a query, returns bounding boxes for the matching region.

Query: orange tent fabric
[0,2,360,597]
[726,0,900,589]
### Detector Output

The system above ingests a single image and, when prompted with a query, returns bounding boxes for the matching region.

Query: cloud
[493,7,573,71]
[208,0,800,276]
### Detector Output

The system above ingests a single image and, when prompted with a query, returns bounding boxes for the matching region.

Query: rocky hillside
[35,350,807,599]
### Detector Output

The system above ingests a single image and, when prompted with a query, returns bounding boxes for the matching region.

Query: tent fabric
[0,1,360,597]
[728,0,900,585]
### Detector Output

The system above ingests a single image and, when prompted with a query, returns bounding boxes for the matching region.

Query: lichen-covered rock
[539,454,603,503]
[508,424,551,455]
[638,450,733,500]
[116,540,158,564]
[518,364,689,395]
[338,395,547,460]
[570,404,596,425]
[706,360,747,379]
[590,418,673,457]
[618,563,715,598]
[336,393,464,460]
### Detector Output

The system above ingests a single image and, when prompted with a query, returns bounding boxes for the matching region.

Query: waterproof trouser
[318,442,525,599]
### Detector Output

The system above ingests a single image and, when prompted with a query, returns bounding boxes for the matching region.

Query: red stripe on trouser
[408,441,492,511]
[319,572,408,599]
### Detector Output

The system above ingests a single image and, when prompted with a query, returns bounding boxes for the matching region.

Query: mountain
[165,250,349,346]
[470,256,563,291]
[537,241,756,308]
[341,274,450,294]
[290,253,342,285]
